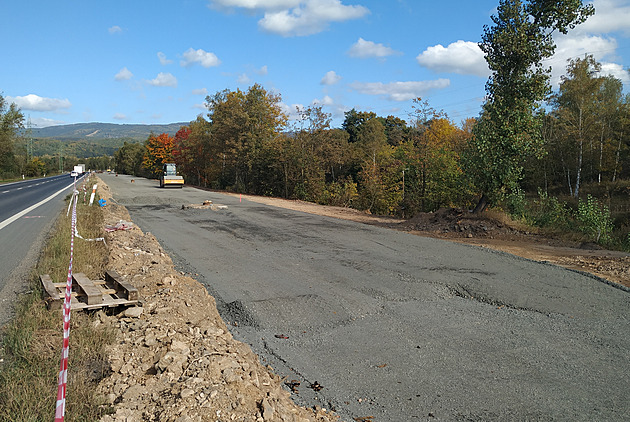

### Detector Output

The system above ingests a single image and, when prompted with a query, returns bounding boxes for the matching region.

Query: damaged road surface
[104,173,630,422]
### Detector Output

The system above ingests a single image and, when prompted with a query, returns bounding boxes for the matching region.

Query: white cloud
[31,117,66,127]
[192,88,208,95]
[256,65,268,75]
[237,73,251,84]
[552,34,618,64]
[321,70,341,85]
[211,0,369,36]
[347,38,400,59]
[210,0,300,10]
[416,40,489,77]
[113,113,128,121]
[312,95,334,106]
[181,48,221,68]
[147,72,178,87]
[577,0,630,35]
[7,94,72,112]
[350,79,450,102]
[258,0,369,37]
[600,62,630,83]
[548,34,620,86]
[115,67,133,81]
[158,52,173,65]
[108,25,122,34]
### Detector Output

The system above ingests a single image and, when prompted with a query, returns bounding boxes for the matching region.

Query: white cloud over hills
[7,94,71,112]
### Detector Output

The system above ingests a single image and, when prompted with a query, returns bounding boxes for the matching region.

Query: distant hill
[27,122,190,158]
[31,122,189,141]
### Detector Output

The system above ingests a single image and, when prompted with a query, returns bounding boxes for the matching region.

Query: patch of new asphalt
[104,174,630,422]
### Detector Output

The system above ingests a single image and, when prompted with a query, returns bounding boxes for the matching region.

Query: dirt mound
[96,179,337,422]
[402,208,521,238]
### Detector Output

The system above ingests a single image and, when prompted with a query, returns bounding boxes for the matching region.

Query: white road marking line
[0,183,75,231]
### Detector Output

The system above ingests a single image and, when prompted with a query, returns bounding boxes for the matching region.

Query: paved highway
[0,174,80,326]
[103,173,630,422]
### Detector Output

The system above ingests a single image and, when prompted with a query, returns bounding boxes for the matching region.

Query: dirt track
[99,173,630,421]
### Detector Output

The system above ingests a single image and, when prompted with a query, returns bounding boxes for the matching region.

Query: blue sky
[2,0,629,129]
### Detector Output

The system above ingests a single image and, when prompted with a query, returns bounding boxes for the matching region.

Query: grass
[0,176,115,421]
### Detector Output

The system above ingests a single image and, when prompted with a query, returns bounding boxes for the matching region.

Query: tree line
[124,50,628,220]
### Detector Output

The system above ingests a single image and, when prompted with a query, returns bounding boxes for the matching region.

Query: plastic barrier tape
[54,189,78,422]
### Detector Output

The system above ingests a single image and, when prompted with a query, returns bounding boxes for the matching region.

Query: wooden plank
[100,288,117,295]
[105,269,139,301]
[40,274,62,310]
[40,272,139,312]
[73,273,103,305]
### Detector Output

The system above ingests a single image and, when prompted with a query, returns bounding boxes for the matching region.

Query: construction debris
[105,220,134,232]
[181,201,228,211]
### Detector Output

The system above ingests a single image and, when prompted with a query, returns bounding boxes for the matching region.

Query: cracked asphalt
[104,174,630,422]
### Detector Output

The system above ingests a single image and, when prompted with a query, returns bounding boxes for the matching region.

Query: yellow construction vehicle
[159,163,184,188]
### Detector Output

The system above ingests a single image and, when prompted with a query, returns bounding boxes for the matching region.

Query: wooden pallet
[40,269,139,311]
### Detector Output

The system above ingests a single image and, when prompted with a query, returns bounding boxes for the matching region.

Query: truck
[159,163,184,188]
[71,164,85,178]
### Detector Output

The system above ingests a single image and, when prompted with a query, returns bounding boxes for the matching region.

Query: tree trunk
[574,137,583,198]
[612,136,622,182]
[473,193,489,214]
[597,123,605,183]
[284,162,288,199]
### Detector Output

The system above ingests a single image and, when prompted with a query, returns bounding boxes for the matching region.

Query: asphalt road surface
[104,173,630,422]
[0,174,79,326]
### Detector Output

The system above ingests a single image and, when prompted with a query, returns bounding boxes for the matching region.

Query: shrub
[321,178,358,208]
[530,189,571,229]
[576,194,614,244]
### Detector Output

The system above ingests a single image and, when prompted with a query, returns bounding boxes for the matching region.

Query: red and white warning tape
[54,189,78,422]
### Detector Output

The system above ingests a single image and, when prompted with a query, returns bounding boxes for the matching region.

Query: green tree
[382,115,408,147]
[612,94,630,182]
[354,118,398,214]
[467,0,594,212]
[0,94,24,177]
[114,142,146,176]
[595,76,625,184]
[552,55,604,197]
[24,157,47,177]
[342,108,378,143]
[206,84,287,193]
[290,105,334,201]
[172,120,214,187]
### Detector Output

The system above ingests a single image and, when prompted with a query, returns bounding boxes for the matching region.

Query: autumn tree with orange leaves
[143,132,177,177]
